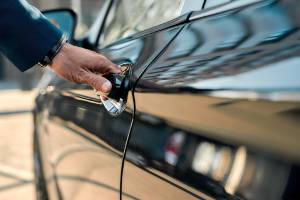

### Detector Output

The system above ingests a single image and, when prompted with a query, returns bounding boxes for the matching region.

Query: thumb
[84,72,112,93]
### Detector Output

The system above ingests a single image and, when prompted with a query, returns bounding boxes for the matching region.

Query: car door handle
[103,64,131,101]
[95,63,132,116]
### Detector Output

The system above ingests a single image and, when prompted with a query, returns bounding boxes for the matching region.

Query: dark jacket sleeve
[0,0,63,71]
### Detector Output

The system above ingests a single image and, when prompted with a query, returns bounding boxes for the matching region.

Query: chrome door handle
[95,63,132,116]
[103,67,130,101]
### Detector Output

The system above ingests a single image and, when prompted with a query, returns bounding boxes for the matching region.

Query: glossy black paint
[34,13,187,200]
[34,0,300,200]
[124,0,300,200]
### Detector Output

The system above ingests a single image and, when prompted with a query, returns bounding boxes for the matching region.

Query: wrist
[38,35,68,68]
[50,43,71,69]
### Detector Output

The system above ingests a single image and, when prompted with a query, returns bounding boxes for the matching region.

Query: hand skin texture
[50,43,121,93]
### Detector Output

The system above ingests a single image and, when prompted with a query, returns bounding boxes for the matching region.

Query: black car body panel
[34,11,187,200]
[34,0,300,200]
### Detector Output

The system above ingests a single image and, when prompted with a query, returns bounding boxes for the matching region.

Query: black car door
[122,0,300,200]
[40,0,189,199]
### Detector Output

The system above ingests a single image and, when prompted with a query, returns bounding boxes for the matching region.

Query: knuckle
[77,69,88,83]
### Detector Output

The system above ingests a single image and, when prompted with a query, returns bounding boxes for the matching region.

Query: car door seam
[119,24,186,200]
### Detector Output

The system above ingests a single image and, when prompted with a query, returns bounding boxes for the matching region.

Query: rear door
[123,0,300,200]
[43,0,188,199]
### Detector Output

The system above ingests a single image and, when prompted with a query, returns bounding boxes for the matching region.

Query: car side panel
[123,0,300,199]
[34,18,186,199]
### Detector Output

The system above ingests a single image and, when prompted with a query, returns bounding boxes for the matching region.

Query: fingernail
[102,81,112,93]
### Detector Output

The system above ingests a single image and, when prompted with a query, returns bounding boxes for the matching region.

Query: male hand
[50,43,121,93]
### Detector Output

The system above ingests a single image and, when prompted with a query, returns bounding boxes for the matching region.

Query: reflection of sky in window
[189,58,300,90]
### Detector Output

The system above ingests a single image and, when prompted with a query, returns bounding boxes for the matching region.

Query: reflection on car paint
[126,0,300,199]
[34,14,188,200]
[164,131,185,166]
[125,110,294,199]
[141,1,299,91]
[35,0,300,199]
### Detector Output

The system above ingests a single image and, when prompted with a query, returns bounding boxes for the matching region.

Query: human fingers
[83,71,112,93]
[89,53,121,74]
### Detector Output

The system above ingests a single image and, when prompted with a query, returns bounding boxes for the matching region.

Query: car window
[75,0,109,38]
[205,0,231,9]
[36,0,107,39]
[180,0,205,14]
[100,0,182,47]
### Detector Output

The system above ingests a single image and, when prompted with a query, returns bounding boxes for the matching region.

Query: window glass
[35,0,106,38]
[100,0,182,47]
[75,0,107,38]
[180,0,205,14]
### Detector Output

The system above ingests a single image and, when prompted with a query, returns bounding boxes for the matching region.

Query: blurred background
[0,1,101,199]
[0,0,103,90]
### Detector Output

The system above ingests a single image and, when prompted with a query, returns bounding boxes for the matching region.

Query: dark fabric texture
[0,0,63,71]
